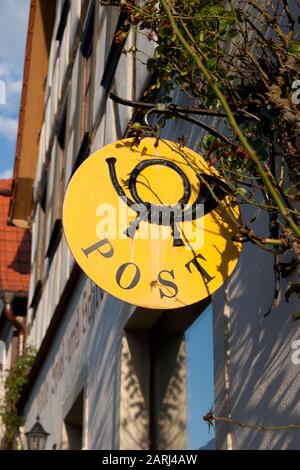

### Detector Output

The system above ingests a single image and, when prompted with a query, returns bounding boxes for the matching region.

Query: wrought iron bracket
[109,91,253,147]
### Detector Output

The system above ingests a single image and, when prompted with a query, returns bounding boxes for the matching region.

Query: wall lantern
[25,416,49,450]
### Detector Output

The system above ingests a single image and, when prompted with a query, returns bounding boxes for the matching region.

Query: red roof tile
[0,178,31,294]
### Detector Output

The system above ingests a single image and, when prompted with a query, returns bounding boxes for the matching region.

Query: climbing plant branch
[203,408,300,432]
[160,0,300,240]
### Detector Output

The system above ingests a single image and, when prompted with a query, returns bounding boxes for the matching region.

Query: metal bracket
[109,91,237,146]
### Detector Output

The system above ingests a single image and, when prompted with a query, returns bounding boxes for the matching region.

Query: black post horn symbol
[106,157,228,247]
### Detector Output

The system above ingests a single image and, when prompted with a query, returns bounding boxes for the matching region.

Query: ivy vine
[0,346,36,450]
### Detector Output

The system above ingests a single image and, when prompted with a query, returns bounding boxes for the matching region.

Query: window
[29,280,42,317]
[62,390,84,450]
[120,300,211,450]
[72,3,95,171]
[45,100,67,264]
[72,132,90,175]
[79,2,95,142]
[29,202,46,316]
[101,9,131,93]
[56,0,70,42]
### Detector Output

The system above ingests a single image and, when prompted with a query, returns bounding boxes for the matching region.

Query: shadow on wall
[153,73,300,451]
[119,327,187,450]
[8,229,31,274]
[85,294,129,450]
[213,205,300,450]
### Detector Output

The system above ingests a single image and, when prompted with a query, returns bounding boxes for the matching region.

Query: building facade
[7,0,300,450]
[10,0,195,450]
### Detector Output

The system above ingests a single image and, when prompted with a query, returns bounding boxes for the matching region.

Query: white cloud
[0,0,30,170]
[0,63,9,78]
[0,77,21,105]
[0,79,6,104]
[0,76,23,111]
[0,168,13,179]
[0,115,18,140]
[7,79,22,95]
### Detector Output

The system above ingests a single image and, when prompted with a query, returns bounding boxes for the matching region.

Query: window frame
[56,0,71,42]
[45,96,68,266]
[100,8,131,93]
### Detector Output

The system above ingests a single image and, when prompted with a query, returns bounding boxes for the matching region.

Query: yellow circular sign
[63,138,241,309]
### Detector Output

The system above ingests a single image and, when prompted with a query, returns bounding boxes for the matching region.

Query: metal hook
[143,107,234,145]
[109,91,237,147]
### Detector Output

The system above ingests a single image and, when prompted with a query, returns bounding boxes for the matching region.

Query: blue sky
[0,0,30,179]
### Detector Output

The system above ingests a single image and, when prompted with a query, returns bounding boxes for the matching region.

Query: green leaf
[206,56,217,69]
[236,187,247,197]
[293,311,300,321]
[289,41,300,52]
[228,28,238,37]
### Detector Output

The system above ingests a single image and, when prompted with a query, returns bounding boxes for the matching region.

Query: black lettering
[185,254,215,284]
[82,238,114,258]
[158,269,178,299]
[116,263,141,289]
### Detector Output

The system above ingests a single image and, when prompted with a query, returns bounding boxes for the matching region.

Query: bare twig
[160,0,300,241]
[203,409,300,432]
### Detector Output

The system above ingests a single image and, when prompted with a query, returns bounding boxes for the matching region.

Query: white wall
[213,206,300,450]
[23,275,134,449]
